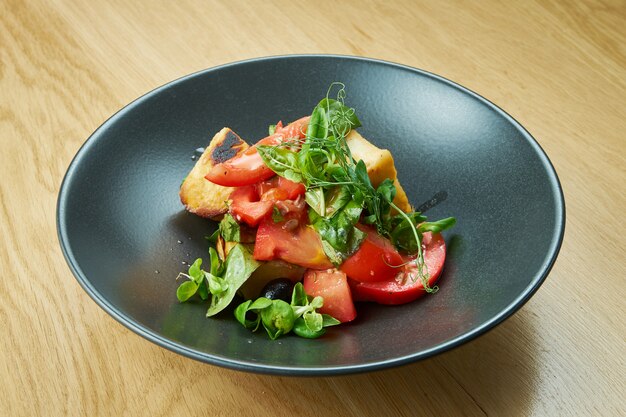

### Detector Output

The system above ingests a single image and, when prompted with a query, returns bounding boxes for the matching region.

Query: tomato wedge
[228,185,274,227]
[303,269,357,323]
[205,116,310,186]
[229,176,306,227]
[254,212,333,270]
[349,232,447,305]
[340,224,404,283]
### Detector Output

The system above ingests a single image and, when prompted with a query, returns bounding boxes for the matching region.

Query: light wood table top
[1,1,624,415]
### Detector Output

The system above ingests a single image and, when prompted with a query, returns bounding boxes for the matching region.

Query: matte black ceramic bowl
[57,55,564,375]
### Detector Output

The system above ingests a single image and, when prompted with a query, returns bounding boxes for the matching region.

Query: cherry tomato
[340,224,404,283]
[205,117,310,186]
[253,211,333,270]
[349,232,447,305]
[303,269,357,323]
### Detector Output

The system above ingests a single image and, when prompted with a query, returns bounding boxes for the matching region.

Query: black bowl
[57,55,565,375]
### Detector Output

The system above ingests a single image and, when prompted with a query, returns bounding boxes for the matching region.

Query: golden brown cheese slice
[179,128,249,218]
[346,130,413,213]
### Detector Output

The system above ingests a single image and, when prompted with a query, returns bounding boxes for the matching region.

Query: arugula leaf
[219,214,240,242]
[206,244,261,317]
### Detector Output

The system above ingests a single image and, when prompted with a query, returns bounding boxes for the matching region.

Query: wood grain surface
[1,0,625,415]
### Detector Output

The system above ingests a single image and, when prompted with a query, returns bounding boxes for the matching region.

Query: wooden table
[2,1,624,415]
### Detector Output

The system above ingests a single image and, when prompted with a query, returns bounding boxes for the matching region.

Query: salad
[177,84,455,339]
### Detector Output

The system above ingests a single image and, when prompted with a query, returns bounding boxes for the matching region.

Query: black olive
[260,278,295,302]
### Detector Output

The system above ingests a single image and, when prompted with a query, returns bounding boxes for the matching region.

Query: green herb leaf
[176,280,198,302]
[293,317,326,339]
[290,282,308,307]
[303,311,324,332]
[268,124,277,135]
[272,206,284,223]
[219,214,240,242]
[257,146,303,183]
[417,217,457,234]
[321,314,341,327]
[261,300,295,340]
[197,280,209,301]
[206,244,261,317]
[188,258,203,284]
[309,200,365,264]
[390,212,427,254]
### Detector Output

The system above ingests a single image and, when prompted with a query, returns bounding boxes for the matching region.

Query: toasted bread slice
[179,128,249,218]
[346,130,413,212]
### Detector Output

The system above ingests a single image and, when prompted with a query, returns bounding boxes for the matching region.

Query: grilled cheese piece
[346,130,412,213]
[179,128,248,218]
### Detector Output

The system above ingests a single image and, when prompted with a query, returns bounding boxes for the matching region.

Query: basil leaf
[305,188,325,217]
[268,124,276,135]
[324,185,351,218]
[219,214,240,242]
[310,200,365,264]
[257,146,303,183]
[176,280,198,302]
[206,244,261,317]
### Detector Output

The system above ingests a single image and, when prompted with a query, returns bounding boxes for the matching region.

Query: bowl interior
[58,56,564,375]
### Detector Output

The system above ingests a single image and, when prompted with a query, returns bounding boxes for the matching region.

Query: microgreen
[234,283,339,339]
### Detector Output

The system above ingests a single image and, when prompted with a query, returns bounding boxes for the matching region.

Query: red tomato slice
[229,176,306,227]
[253,212,333,270]
[303,269,357,323]
[205,117,310,187]
[256,176,305,201]
[349,232,447,305]
[340,225,404,283]
[229,185,274,227]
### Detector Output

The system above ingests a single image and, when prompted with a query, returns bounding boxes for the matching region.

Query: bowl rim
[56,54,566,376]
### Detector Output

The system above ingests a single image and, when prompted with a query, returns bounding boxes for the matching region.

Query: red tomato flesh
[253,212,333,270]
[349,232,447,305]
[229,177,306,227]
[205,117,310,187]
[340,225,404,283]
[303,269,357,323]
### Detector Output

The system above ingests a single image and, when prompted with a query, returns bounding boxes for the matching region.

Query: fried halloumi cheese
[179,128,248,218]
[180,127,412,217]
[346,130,413,213]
